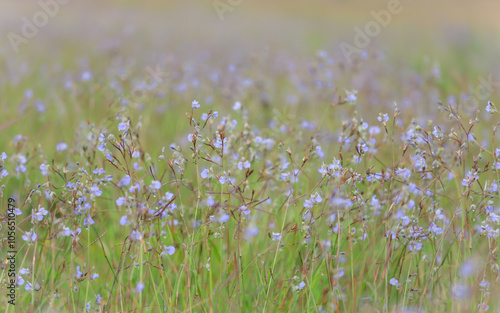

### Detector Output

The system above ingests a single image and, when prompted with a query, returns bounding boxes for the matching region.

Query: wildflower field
[1,1,500,312]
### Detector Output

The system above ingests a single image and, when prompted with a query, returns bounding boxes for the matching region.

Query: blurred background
[1,0,500,150]
[1,0,500,59]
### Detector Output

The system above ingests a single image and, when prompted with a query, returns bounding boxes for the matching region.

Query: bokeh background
[1,0,500,144]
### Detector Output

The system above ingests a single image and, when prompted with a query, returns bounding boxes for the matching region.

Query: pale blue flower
[118,175,131,187]
[119,215,128,225]
[201,169,209,178]
[150,180,161,189]
[84,215,95,226]
[165,246,175,255]
[40,164,49,176]
[136,282,145,293]
[118,121,130,131]
[56,142,68,152]
[389,278,399,286]
[116,197,126,206]
[298,281,306,290]
[91,184,102,196]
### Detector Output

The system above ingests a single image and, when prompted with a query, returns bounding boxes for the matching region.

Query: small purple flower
[232,101,242,110]
[240,205,251,215]
[165,246,175,255]
[479,279,490,291]
[119,215,128,225]
[32,207,48,222]
[81,71,93,81]
[192,100,200,109]
[486,101,496,113]
[22,229,37,243]
[40,164,49,176]
[56,142,68,152]
[93,168,106,175]
[201,169,209,179]
[219,214,230,223]
[237,160,251,170]
[298,281,306,290]
[129,182,141,193]
[118,175,131,187]
[377,113,389,123]
[84,215,95,226]
[116,197,126,206]
[136,282,145,293]
[90,184,102,196]
[207,195,215,207]
[118,121,130,132]
[390,278,399,287]
[150,180,162,190]
[271,232,282,241]
[408,241,422,251]
[218,176,227,184]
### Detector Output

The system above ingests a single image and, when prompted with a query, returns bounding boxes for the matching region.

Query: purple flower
[116,197,126,206]
[232,101,242,110]
[237,160,251,170]
[271,232,282,241]
[22,229,37,243]
[240,205,251,215]
[32,207,48,221]
[219,214,230,223]
[150,180,162,190]
[298,281,306,290]
[201,169,209,179]
[118,175,131,187]
[56,142,68,152]
[90,184,102,196]
[84,215,95,226]
[118,121,130,131]
[218,176,227,184]
[40,164,49,176]
[81,71,93,81]
[377,113,389,123]
[165,246,175,255]
[207,195,215,207]
[191,100,200,109]
[119,215,128,225]
[390,278,399,286]
[93,168,106,175]
[136,282,145,293]
[408,242,422,251]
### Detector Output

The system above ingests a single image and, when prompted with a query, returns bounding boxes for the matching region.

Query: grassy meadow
[1,1,500,312]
